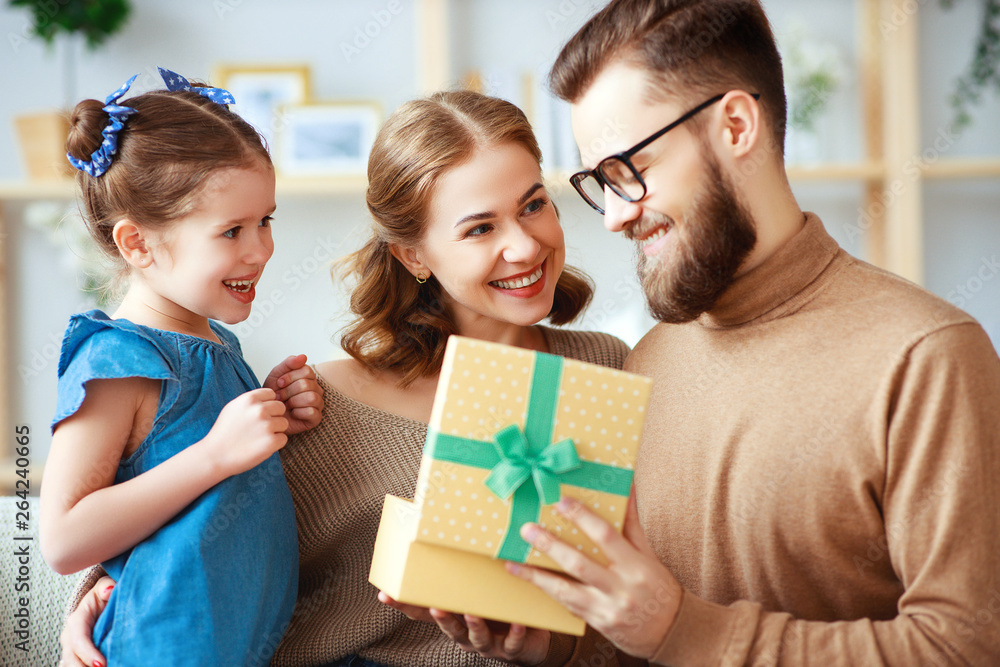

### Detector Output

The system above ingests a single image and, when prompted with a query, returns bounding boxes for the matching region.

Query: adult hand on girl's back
[264,354,324,434]
[59,575,114,667]
[377,592,551,665]
[201,388,288,477]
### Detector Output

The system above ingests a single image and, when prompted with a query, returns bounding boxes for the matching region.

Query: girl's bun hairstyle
[66,99,111,165]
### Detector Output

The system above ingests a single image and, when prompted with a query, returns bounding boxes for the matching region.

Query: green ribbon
[423,351,634,562]
[485,425,581,505]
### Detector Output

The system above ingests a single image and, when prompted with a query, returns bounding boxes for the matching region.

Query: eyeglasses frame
[569,91,761,214]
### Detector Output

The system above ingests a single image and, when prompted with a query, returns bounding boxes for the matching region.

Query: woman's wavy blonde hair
[338,90,594,386]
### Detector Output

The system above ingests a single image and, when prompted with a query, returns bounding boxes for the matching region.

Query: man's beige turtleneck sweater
[626,214,1000,666]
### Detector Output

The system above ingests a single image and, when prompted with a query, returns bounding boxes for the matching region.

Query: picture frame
[275,102,382,177]
[213,64,311,149]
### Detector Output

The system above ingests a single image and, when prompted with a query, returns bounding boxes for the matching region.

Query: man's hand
[506,493,683,659]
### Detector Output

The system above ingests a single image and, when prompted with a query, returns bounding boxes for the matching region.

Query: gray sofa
[1,496,84,666]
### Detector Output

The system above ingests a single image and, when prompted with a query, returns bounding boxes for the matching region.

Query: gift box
[370,335,651,634]
[370,494,588,635]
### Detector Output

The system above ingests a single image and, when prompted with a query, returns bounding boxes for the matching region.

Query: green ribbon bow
[423,350,633,562]
[486,425,581,505]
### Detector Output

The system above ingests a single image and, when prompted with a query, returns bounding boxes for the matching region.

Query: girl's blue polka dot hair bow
[66,67,236,178]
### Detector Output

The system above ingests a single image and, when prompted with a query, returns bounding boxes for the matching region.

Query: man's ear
[716,90,761,159]
[388,243,429,280]
[112,219,153,269]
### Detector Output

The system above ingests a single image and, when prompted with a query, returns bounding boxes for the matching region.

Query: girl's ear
[388,243,429,279]
[112,219,153,269]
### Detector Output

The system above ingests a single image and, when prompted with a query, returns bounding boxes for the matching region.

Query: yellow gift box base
[369,494,586,636]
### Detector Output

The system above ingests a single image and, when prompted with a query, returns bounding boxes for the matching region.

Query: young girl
[40,68,322,666]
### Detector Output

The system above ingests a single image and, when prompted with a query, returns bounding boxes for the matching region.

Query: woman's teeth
[491,266,543,290]
[642,227,669,248]
[223,279,253,293]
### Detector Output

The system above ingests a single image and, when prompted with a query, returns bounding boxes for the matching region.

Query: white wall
[918,2,1000,341]
[2,0,998,462]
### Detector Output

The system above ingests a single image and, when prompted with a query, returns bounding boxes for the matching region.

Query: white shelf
[5,156,999,202]
[0,179,76,200]
[0,177,372,200]
[921,158,1000,180]
[786,162,885,182]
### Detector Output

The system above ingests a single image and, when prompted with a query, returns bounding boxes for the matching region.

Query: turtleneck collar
[695,212,841,328]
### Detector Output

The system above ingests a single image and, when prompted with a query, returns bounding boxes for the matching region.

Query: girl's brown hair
[339,90,594,386]
[66,83,271,297]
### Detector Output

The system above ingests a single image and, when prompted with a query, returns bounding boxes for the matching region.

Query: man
[424,0,1000,665]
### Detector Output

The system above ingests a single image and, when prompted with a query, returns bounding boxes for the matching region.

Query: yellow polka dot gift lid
[413,335,652,572]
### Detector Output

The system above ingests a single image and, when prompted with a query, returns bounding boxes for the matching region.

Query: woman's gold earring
[416,272,428,284]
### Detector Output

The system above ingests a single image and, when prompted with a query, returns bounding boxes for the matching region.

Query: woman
[61,90,628,667]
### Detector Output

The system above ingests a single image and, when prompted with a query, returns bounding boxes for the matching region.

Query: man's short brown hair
[550,0,787,151]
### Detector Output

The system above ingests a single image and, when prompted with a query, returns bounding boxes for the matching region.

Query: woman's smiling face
[411,142,566,332]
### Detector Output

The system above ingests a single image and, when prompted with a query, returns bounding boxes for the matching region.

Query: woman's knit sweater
[272,328,629,667]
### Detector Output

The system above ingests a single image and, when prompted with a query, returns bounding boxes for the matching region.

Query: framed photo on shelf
[213,64,311,148]
[275,102,381,177]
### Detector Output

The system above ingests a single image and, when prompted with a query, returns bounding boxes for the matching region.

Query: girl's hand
[59,576,114,667]
[378,592,551,665]
[264,354,324,434]
[201,388,288,478]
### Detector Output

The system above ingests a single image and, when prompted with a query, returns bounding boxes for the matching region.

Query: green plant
[8,0,131,49]
[779,22,845,134]
[788,70,840,133]
[941,0,1000,128]
[9,0,133,106]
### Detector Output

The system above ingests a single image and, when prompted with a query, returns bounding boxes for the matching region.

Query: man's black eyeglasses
[569,92,760,214]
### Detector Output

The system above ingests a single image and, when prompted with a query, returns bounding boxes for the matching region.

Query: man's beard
[635,155,757,323]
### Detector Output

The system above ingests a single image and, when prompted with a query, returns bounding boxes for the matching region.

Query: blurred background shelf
[786,162,886,182]
[921,158,1000,180]
[5,155,998,202]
